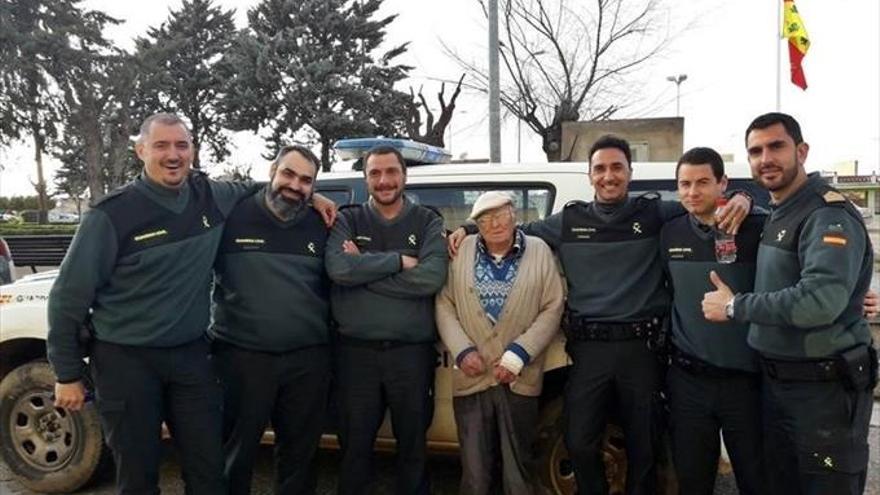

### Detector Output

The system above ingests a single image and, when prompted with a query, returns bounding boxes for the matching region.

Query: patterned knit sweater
[474,229,525,324]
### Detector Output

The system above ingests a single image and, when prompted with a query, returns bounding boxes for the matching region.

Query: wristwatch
[724,297,735,320]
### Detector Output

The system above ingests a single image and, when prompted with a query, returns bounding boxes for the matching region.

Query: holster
[836,344,877,391]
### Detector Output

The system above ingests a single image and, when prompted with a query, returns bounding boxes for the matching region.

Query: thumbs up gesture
[702,270,735,322]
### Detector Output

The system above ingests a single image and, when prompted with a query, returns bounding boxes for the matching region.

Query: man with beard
[447,135,752,494]
[326,145,448,495]
[48,113,336,494]
[209,145,332,494]
[704,112,876,495]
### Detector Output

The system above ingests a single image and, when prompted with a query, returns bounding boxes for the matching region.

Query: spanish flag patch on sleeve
[822,233,847,247]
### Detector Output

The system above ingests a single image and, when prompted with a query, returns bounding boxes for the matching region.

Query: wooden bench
[4,235,73,271]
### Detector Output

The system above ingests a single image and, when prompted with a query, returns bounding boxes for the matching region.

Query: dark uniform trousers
[90,337,225,495]
[563,339,662,495]
[666,365,765,495]
[761,358,873,495]
[335,341,436,495]
[212,342,332,495]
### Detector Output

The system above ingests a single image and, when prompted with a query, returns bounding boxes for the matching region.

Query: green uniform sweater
[325,198,448,342]
[661,213,765,372]
[735,175,873,358]
[210,188,330,352]
[521,194,682,322]
[47,171,253,382]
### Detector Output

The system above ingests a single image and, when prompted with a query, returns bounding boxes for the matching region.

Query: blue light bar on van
[333,138,452,165]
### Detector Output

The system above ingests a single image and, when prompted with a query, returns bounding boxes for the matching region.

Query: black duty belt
[762,346,878,391]
[337,334,414,350]
[672,347,756,379]
[563,316,660,342]
[761,356,842,382]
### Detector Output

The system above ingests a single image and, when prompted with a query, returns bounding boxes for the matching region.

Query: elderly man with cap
[436,191,565,495]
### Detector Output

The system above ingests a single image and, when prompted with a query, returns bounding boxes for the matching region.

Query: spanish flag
[783,0,810,90]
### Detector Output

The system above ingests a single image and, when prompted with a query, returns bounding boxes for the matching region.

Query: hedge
[0,223,78,236]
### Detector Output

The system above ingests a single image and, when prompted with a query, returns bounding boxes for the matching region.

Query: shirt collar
[771,172,824,215]
[688,213,714,233]
[138,170,188,197]
[477,228,526,260]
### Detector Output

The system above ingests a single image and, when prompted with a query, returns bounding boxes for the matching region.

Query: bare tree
[405,74,465,147]
[447,0,669,161]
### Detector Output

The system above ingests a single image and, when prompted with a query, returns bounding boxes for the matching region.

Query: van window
[406,184,554,230]
[629,179,679,202]
[629,178,770,208]
[318,187,354,205]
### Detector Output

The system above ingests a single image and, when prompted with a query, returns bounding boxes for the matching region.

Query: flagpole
[776,0,782,110]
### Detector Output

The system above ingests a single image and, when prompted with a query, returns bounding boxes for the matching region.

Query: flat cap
[469,191,514,220]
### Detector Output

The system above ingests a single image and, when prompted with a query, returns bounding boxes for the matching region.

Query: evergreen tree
[53,151,89,217]
[0,0,103,221]
[222,0,412,171]
[53,8,123,200]
[136,0,238,169]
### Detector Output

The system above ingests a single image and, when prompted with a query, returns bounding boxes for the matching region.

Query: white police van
[0,138,762,493]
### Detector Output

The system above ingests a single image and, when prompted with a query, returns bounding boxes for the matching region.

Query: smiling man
[660,147,766,495]
[325,145,448,495]
[446,134,752,494]
[209,145,331,495]
[47,113,257,494]
[703,113,877,495]
[46,113,336,495]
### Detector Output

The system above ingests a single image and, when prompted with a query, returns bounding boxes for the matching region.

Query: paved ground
[3,402,879,495]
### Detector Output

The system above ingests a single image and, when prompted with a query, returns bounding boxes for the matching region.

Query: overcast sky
[1,0,878,196]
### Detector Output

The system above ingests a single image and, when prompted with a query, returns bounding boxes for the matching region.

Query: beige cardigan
[435,234,564,397]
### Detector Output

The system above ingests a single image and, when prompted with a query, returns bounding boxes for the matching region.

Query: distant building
[819,160,858,176]
[821,170,880,216]
[561,117,684,162]
[53,196,87,215]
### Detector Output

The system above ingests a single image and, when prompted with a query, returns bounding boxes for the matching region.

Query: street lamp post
[666,74,688,117]
[488,0,501,162]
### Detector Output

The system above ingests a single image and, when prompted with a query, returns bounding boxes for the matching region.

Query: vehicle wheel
[0,360,108,493]
[536,398,628,495]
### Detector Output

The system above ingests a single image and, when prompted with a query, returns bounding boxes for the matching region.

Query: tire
[0,360,108,493]
[535,398,577,494]
[536,398,673,495]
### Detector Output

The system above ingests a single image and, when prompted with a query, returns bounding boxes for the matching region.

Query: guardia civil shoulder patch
[822,190,846,203]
